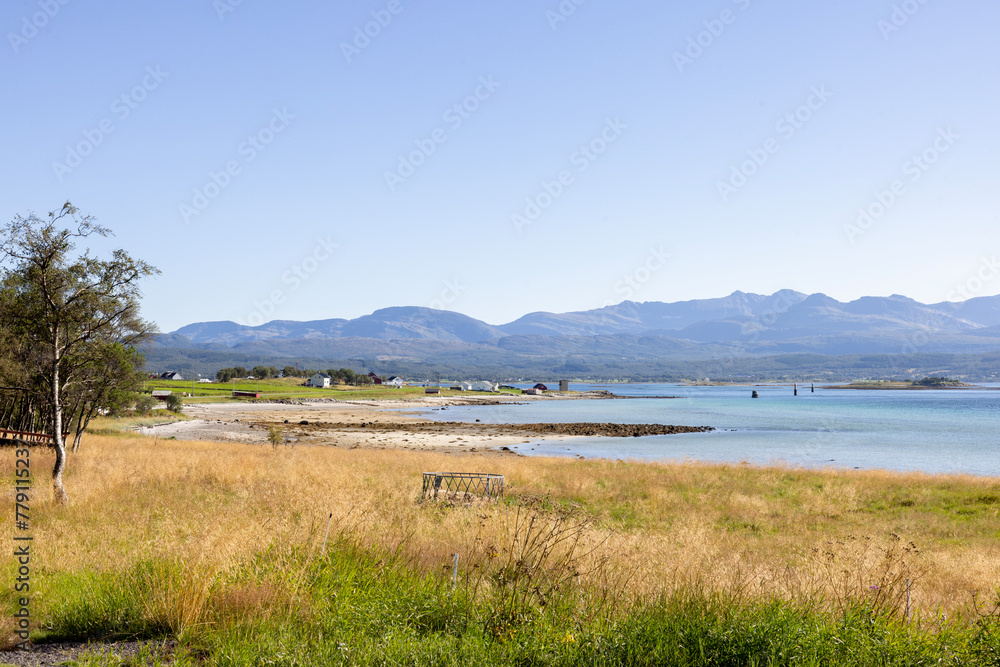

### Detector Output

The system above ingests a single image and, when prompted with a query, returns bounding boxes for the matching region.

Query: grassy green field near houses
[142,378,524,403]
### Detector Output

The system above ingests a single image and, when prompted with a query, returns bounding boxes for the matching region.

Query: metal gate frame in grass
[422,472,504,501]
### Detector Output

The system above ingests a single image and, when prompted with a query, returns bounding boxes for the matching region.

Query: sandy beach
[133,394,710,456]
[135,396,554,455]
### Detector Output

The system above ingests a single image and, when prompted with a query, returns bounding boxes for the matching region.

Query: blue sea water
[413,383,1000,477]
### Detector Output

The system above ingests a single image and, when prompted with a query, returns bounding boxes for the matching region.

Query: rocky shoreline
[139,401,716,456]
[278,420,714,438]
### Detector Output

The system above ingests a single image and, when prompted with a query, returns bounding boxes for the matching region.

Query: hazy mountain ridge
[163,291,1000,349]
[149,291,1000,381]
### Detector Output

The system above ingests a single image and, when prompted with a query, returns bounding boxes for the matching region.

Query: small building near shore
[522,388,542,396]
[385,376,403,388]
[470,381,498,392]
[368,372,383,385]
[151,390,172,401]
[307,372,331,388]
[533,383,548,392]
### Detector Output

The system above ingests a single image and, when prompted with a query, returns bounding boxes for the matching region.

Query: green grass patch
[19,533,1000,666]
[144,378,517,403]
[87,412,190,436]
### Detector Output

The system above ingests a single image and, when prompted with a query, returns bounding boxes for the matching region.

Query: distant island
[825,377,978,390]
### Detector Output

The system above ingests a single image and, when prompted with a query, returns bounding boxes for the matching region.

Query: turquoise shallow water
[413,383,1000,477]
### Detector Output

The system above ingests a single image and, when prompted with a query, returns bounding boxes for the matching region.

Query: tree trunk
[51,338,69,504]
[72,403,96,452]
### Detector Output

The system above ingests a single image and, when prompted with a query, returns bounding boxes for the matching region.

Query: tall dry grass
[3,432,1000,643]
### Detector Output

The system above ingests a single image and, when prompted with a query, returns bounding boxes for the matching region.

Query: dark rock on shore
[497,422,713,436]
[291,420,713,437]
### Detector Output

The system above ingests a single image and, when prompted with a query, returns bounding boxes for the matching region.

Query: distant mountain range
[145,292,1000,381]
[159,291,1000,355]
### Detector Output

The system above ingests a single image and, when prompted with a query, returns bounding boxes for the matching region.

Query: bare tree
[0,202,158,503]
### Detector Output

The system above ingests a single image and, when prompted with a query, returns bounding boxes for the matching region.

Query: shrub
[164,394,184,414]
[133,394,158,415]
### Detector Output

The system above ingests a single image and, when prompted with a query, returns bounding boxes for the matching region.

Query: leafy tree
[0,203,157,503]
[282,365,298,378]
[64,342,146,449]
[163,393,184,413]
[327,367,358,384]
[133,394,157,415]
[233,366,247,378]
[251,365,273,380]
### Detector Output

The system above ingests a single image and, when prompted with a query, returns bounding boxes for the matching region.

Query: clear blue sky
[3,0,998,332]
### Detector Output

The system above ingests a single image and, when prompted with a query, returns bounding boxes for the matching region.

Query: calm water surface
[412,383,1000,477]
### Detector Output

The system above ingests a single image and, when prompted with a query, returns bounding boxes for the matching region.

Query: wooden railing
[0,428,68,445]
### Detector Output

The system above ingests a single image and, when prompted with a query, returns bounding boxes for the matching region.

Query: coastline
[134,395,709,456]
[821,383,984,390]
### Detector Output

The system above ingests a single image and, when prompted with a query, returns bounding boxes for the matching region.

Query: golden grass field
[4,427,1000,651]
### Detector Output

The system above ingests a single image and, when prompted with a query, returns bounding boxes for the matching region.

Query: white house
[307,372,331,388]
[385,376,403,388]
[470,380,498,392]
